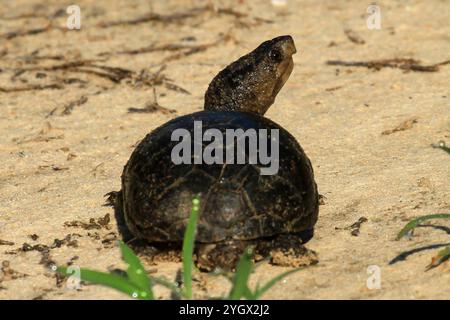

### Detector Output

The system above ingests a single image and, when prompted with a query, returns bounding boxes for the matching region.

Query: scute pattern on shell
[121,111,319,243]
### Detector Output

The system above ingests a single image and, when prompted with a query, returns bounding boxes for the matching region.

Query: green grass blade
[57,266,151,300]
[153,276,186,299]
[252,268,302,299]
[243,286,257,300]
[228,247,254,300]
[426,245,450,270]
[435,245,450,263]
[440,145,450,155]
[119,241,153,298]
[434,141,450,155]
[437,245,450,259]
[396,214,450,240]
[182,197,200,299]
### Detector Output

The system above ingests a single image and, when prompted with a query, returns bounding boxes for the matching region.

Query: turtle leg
[104,190,134,242]
[255,233,319,267]
[196,240,252,272]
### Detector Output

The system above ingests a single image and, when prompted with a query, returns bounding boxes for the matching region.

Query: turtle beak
[278,35,297,57]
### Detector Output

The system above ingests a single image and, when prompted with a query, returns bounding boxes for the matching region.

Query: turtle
[110,35,319,271]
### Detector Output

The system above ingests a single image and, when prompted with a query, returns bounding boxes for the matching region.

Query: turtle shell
[121,111,318,243]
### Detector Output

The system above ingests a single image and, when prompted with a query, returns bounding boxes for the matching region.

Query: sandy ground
[0,0,449,300]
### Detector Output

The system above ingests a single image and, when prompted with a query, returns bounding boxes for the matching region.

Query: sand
[0,0,449,299]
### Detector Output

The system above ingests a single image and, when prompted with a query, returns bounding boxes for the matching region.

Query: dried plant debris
[66,255,79,266]
[0,83,63,92]
[213,7,273,28]
[101,232,118,247]
[12,243,47,254]
[0,8,66,21]
[64,214,111,230]
[0,261,28,282]
[344,28,365,45]
[113,32,232,64]
[0,5,270,43]
[96,5,271,29]
[382,118,418,135]
[110,31,234,64]
[21,234,80,253]
[85,230,119,249]
[37,165,69,172]
[39,250,55,268]
[31,289,54,300]
[47,95,88,117]
[2,59,188,96]
[12,49,65,63]
[46,89,106,117]
[96,6,208,28]
[128,87,176,114]
[166,33,234,63]
[50,235,80,249]
[4,234,82,268]
[8,60,132,83]
[130,66,190,94]
[28,234,39,241]
[115,42,198,56]
[128,101,176,115]
[325,86,343,92]
[0,10,81,40]
[0,25,52,40]
[12,122,64,144]
[326,58,450,72]
[335,217,368,236]
[0,8,67,38]
[0,13,47,20]
[0,240,15,246]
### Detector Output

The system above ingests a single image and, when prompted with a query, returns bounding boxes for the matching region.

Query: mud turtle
[113,35,319,270]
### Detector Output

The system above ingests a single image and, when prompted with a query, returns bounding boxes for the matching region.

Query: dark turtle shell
[121,111,318,243]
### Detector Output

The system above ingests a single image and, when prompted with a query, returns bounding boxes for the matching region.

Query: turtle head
[204,35,296,115]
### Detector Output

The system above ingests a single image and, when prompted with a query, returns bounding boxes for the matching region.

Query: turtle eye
[269,48,283,62]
